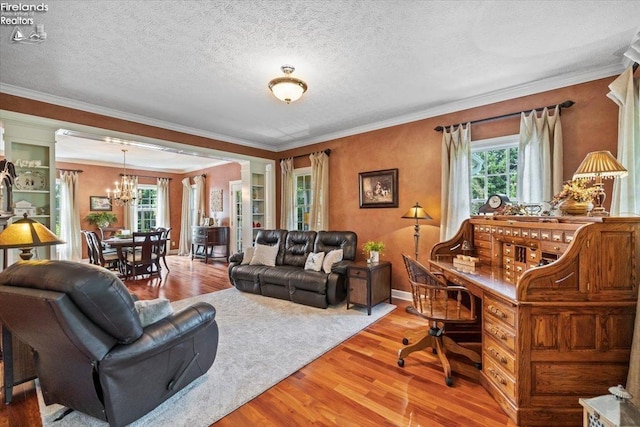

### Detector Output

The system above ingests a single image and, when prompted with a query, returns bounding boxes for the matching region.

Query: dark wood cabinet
[191,226,230,263]
[347,261,392,315]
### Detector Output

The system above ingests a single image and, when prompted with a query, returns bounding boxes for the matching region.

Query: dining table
[102,234,165,280]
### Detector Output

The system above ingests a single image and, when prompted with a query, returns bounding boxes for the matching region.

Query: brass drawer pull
[490,327,507,340]
[489,347,507,364]
[488,305,507,319]
[488,367,507,385]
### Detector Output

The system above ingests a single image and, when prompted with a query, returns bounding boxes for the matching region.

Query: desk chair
[398,254,481,386]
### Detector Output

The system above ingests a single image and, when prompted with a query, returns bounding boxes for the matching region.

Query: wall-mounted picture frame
[359,168,398,208]
[90,196,112,211]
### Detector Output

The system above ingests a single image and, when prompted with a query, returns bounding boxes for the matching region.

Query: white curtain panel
[309,151,329,231]
[178,177,192,255]
[517,106,563,204]
[280,158,294,229]
[156,177,171,228]
[57,171,81,260]
[123,176,139,231]
[608,66,640,217]
[193,175,206,226]
[440,123,471,241]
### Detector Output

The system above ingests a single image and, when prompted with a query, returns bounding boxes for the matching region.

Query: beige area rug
[38,288,396,426]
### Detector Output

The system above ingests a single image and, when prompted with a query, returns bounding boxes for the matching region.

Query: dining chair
[153,227,172,272]
[81,230,119,270]
[119,230,163,280]
[397,254,481,386]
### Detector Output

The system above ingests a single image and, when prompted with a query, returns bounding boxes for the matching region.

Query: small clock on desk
[478,194,510,214]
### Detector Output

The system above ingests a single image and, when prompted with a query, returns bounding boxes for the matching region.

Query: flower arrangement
[362,240,385,254]
[551,180,596,206]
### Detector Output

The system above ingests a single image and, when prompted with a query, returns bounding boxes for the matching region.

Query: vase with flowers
[551,180,596,216]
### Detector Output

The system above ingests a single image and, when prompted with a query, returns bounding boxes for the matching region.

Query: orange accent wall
[277,77,622,292]
[0,75,626,291]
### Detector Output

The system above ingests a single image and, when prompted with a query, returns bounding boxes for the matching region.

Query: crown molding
[275,63,625,151]
[0,84,270,151]
[1,62,626,153]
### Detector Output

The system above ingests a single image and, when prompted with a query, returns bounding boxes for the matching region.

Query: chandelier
[268,65,307,103]
[106,149,137,206]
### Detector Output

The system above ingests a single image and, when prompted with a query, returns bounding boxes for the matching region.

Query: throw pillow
[322,249,343,274]
[241,246,255,265]
[304,252,325,272]
[249,243,279,266]
[134,298,174,328]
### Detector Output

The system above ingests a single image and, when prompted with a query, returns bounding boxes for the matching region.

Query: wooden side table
[347,261,392,315]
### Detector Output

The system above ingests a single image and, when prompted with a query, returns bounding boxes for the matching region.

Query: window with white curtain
[471,135,518,214]
[293,167,311,231]
[136,184,157,231]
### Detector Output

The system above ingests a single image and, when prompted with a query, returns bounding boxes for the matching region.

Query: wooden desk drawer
[484,334,516,375]
[485,295,516,328]
[484,316,516,353]
[484,357,516,403]
[474,239,492,249]
[540,240,568,254]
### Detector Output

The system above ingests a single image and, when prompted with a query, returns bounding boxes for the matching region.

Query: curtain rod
[279,149,331,162]
[434,100,575,132]
[57,168,83,173]
[118,173,172,180]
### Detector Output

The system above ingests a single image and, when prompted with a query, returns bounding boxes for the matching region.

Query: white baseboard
[391,289,412,301]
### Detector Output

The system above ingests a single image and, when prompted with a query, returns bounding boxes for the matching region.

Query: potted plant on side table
[362,240,385,263]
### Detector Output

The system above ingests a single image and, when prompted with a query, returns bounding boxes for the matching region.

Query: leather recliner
[0,260,218,427]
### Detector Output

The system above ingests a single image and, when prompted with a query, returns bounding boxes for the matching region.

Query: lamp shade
[573,150,628,180]
[0,214,65,249]
[402,202,432,220]
[268,65,307,103]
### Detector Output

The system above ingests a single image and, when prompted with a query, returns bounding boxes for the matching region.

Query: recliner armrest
[229,252,244,263]
[103,302,216,362]
[330,260,354,276]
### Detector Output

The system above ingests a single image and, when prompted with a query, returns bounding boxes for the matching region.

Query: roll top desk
[430,216,639,426]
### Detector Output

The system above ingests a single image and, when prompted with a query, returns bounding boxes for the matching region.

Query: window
[471,135,518,214]
[294,167,311,231]
[137,184,157,231]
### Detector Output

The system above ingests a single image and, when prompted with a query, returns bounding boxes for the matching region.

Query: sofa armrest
[330,260,354,276]
[229,252,244,263]
[103,302,216,363]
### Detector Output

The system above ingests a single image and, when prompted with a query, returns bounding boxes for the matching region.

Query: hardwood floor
[0,256,517,427]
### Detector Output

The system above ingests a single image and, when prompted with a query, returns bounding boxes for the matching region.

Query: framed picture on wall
[90,196,112,211]
[359,168,398,208]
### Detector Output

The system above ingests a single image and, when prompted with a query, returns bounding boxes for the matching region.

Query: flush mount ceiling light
[268,65,307,104]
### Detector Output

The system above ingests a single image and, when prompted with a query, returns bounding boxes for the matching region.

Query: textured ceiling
[1,0,639,154]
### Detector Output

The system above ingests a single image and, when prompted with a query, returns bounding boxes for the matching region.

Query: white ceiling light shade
[268,65,308,103]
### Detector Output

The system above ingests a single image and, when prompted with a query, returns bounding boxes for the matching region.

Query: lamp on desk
[573,150,628,217]
[0,214,65,260]
[402,202,432,260]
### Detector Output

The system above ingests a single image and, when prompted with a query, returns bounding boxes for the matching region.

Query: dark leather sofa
[228,230,357,308]
[0,261,218,427]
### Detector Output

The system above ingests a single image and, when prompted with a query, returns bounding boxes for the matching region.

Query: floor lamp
[402,202,432,260]
[0,214,64,404]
